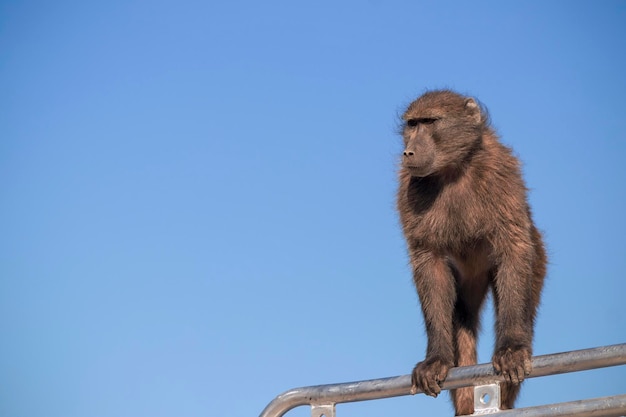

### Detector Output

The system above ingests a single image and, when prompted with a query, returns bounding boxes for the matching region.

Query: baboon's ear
[464,98,482,124]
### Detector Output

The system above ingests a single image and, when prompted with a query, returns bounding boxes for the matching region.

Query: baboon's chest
[405,186,487,250]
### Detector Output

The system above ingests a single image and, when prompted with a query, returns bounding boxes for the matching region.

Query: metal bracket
[311,403,335,417]
[473,383,501,415]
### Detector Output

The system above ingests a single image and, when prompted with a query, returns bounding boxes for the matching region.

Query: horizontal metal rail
[489,395,626,417]
[259,343,626,417]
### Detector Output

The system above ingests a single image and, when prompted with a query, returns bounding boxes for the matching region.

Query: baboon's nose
[403,150,415,157]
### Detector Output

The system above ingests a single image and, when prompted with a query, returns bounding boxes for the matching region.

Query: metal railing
[259,343,626,417]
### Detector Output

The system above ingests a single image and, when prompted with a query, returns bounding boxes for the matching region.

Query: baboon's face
[401,92,483,178]
[401,117,439,177]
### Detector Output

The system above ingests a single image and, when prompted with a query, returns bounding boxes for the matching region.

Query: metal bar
[494,394,626,417]
[258,343,626,417]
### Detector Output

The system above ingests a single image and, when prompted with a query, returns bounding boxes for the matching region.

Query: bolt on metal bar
[258,343,626,417]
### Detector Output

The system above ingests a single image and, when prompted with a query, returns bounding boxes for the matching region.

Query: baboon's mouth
[405,165,432,177]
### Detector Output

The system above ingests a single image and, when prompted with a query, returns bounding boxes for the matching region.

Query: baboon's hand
[492,345,532,385]
[411,357,452,397]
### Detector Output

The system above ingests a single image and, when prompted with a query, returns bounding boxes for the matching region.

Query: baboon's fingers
[493,346,532,385]
[412,358,449,397]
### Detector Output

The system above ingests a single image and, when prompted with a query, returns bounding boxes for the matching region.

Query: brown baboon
[397,90,546,415]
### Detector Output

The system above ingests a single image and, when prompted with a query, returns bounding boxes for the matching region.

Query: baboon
[397,90,546,415]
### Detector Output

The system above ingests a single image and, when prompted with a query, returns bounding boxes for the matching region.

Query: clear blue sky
[1,1,625,416]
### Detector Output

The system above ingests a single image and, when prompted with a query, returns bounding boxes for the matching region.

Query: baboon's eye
[406,118,438,127]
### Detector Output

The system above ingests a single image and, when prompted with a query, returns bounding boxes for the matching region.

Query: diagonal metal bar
[258,343,626,417]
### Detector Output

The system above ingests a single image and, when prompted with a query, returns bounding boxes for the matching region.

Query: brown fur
[397,90,546,415]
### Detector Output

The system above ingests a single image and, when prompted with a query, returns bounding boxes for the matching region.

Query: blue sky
[1,1,625,416]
